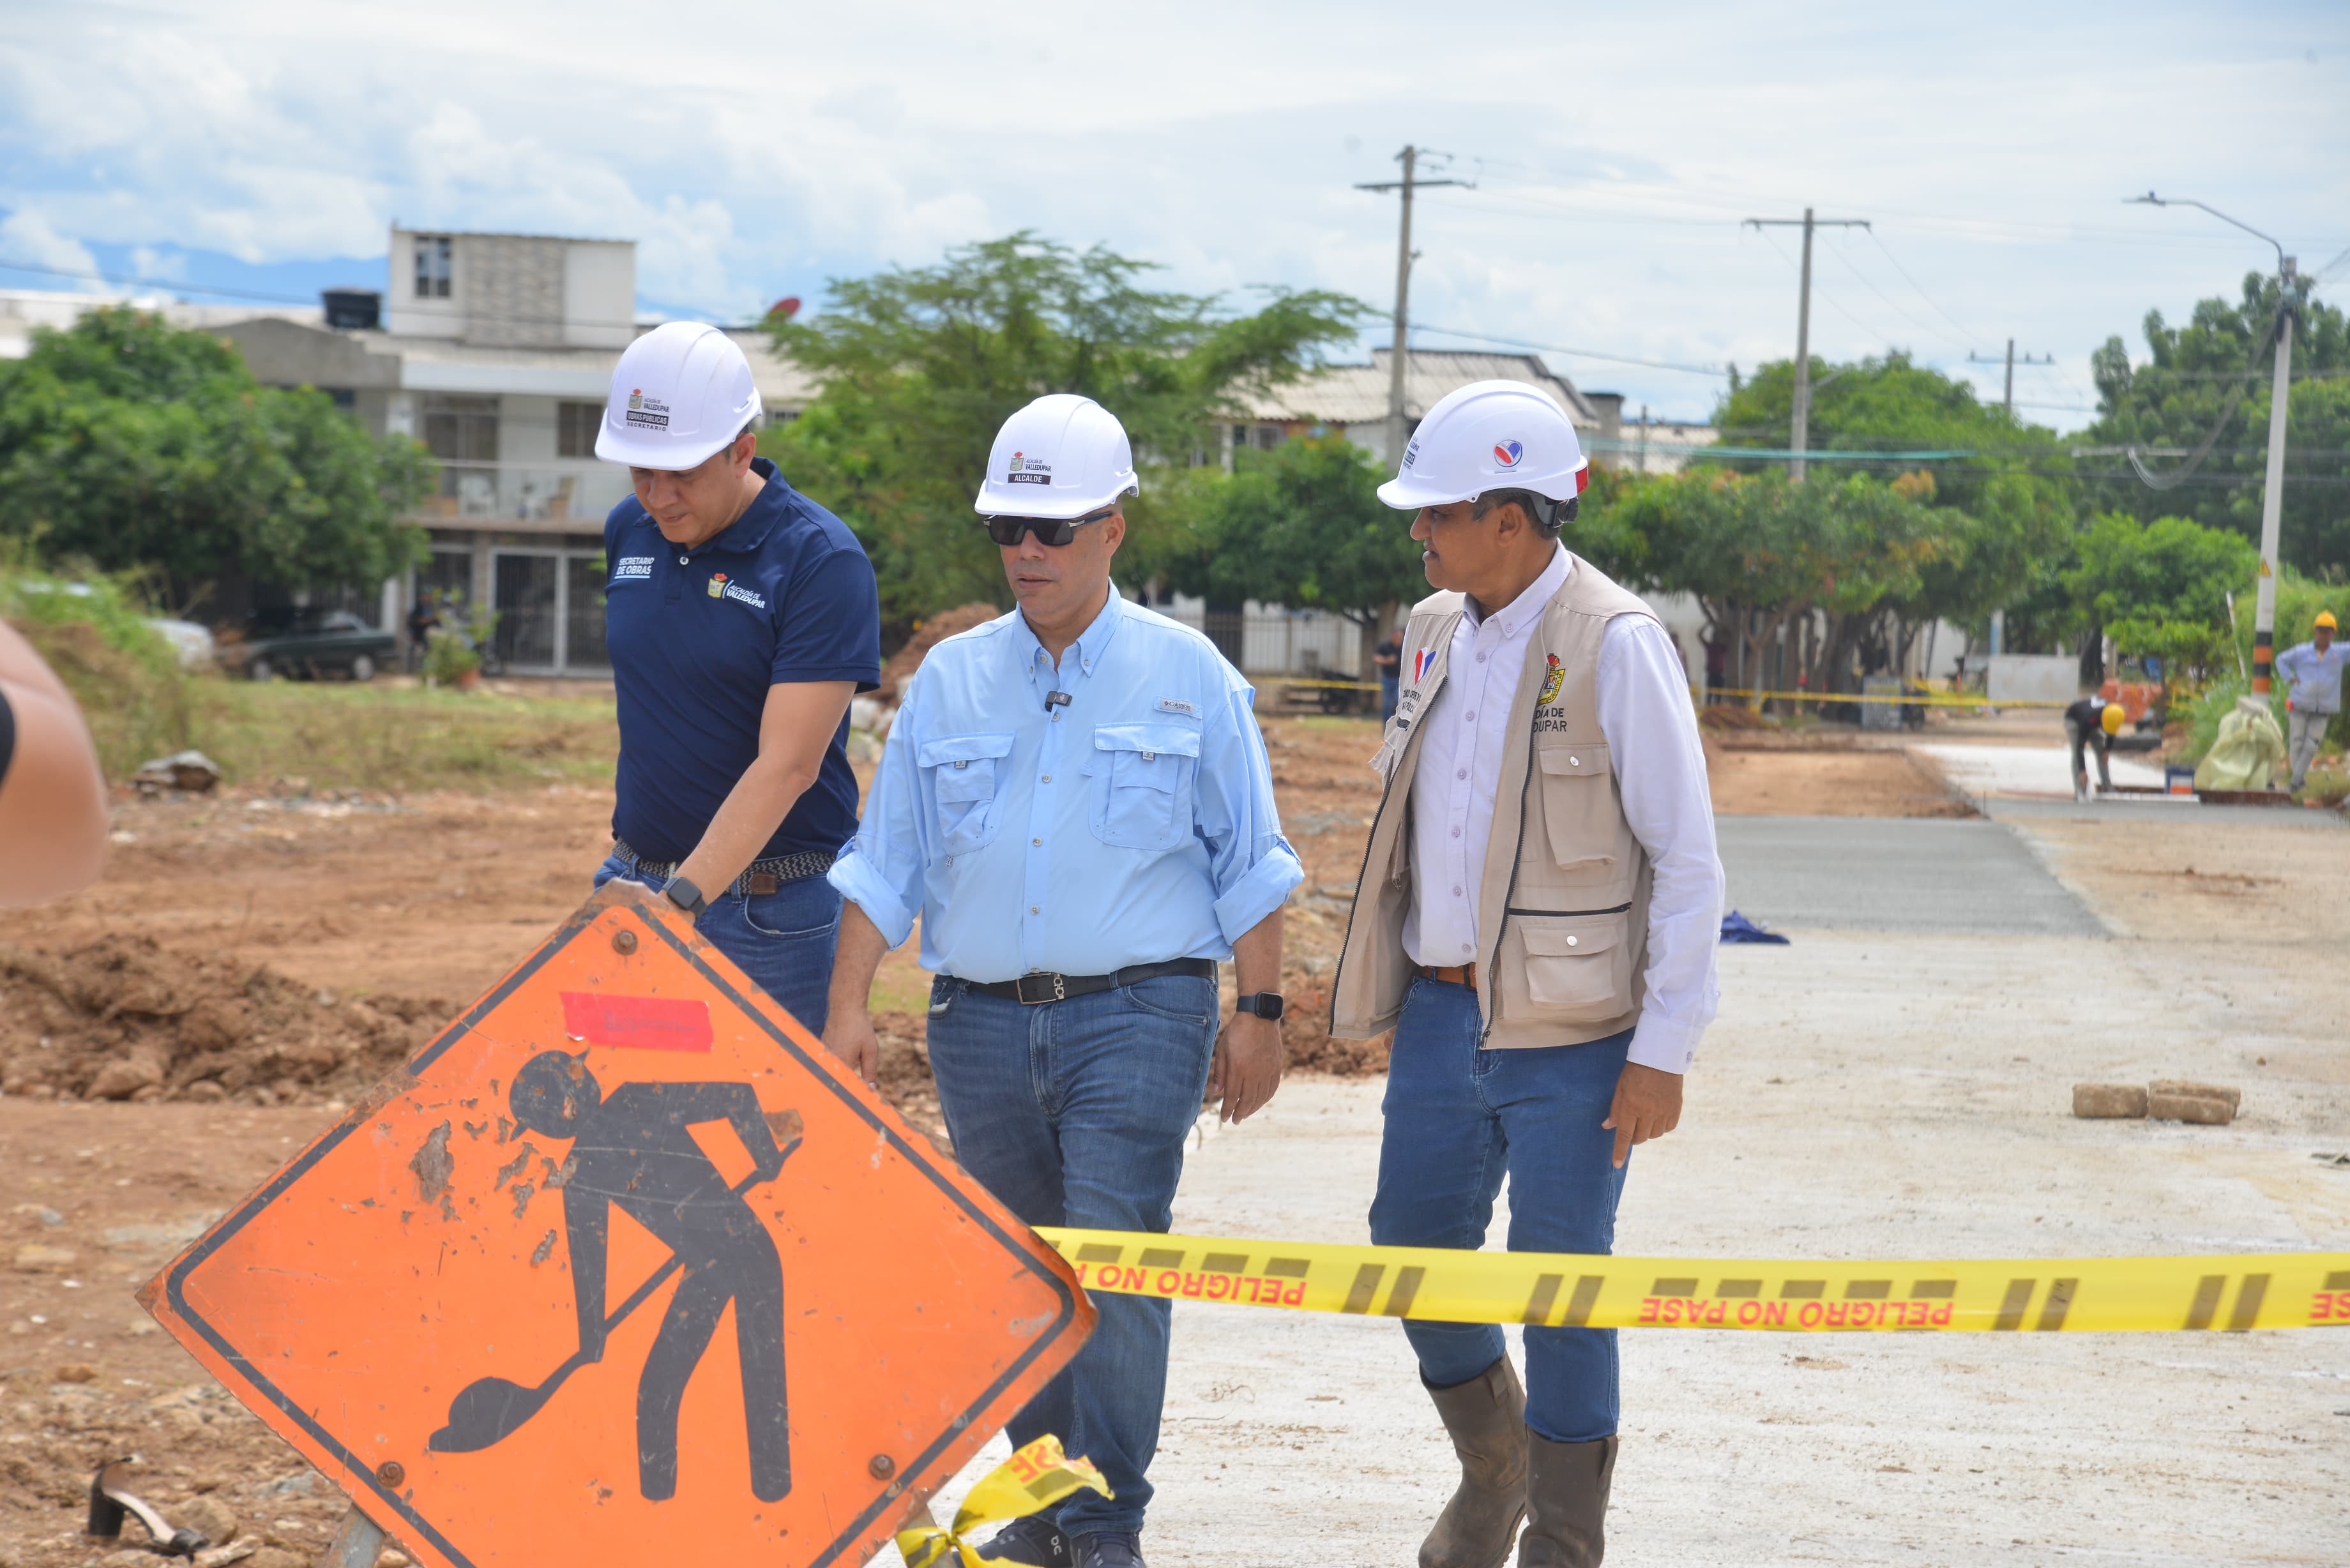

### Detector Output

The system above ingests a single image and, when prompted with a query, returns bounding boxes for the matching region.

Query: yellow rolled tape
[895,1436,1111,1568]
[1036,1228,2350,1334]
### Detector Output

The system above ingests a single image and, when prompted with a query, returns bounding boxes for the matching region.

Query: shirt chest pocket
[919,733,1015,858]
[1086,723,1201,852]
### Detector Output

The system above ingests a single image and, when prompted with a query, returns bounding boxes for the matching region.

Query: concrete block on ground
[2149,1078,2240,1112]
[2146,1091,2234,1125]
[2072,1083,2148,1118]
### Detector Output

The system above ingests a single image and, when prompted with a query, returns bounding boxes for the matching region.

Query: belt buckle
[1015,972,1066,1006]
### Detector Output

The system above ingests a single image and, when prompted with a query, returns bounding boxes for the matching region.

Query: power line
[1862,229,1986,350]
[1409,323,1727,376]
[1354,145,1473,462]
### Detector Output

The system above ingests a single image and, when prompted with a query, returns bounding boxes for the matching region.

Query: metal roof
[1237,347,1599,428]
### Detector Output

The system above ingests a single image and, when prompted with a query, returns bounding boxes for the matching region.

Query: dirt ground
[0,701,2178,1568]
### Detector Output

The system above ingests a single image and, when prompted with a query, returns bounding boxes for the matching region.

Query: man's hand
[1211,1012,1283,1124]
[821,1007,881,1092]
[1601,1062,1684,1169]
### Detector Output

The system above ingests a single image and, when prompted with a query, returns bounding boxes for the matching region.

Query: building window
[557,400,603,458]
[414,235,452,299]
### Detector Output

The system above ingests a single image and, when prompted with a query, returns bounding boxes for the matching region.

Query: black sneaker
[1071,1532,1144,1568]
[978,1515,1070,1567]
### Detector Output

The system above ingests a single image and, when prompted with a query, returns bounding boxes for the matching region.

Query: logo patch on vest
[1536,652,1565,707]
[1413,647,1437,683]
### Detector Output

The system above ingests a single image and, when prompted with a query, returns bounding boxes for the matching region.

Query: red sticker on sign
[559,990,713,1052]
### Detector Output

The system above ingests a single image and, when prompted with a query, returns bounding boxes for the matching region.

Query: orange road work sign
[139,886,1091,1568]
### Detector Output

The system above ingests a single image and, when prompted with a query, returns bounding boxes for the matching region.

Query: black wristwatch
[662,875,709,918]
[1234,992,1285,1021]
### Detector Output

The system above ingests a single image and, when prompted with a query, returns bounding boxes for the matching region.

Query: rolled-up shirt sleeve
[1194,674,1304,944]
[1595,617,1724,1074]
[826,678,928,949]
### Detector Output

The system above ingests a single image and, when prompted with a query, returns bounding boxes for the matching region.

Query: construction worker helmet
[1376,380,1591,526]
[2100,702,2126,735]
[2316,610,2337,630]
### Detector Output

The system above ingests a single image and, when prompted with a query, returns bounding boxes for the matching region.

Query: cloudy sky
[3,1,2344,430]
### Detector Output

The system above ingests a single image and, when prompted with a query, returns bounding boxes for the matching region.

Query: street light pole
[2128,193,2298,693]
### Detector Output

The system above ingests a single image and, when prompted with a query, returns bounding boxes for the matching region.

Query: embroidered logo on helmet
[1494,439,1524,469]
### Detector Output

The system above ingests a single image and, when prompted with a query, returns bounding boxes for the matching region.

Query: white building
[0,286,322,359]
[218,227,813,677]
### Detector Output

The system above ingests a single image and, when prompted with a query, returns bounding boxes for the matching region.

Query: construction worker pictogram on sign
[139,884,1093,1568]
[428,1059,798,1503]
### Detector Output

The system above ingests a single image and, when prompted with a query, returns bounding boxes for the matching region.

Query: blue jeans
[923,972,1218,1537]
[1380,672,1400,721]
[1368,977,1632,1444]
[592,854,842,1034]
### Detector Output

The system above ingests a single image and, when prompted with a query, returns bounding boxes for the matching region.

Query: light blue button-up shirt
[2277,638,2350,715]
[829,591,1303,981]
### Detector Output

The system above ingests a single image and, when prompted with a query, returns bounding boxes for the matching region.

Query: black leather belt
[611,838,837,897]
[960,958,1217,1006]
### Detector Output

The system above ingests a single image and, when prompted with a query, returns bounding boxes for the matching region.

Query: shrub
[0,557,195,778]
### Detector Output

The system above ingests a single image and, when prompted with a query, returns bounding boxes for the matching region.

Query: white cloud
[0,0,2343,425]
[0,208,104,291]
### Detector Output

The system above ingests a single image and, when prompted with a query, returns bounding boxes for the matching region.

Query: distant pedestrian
[823,394,1300,1568]
[2064,693,2123,799]
[589,322,881,1030]
[1374,628,1403,721]
[406,591,441,672]
[1330,382,1723,1568]
[2277,610,2347,791]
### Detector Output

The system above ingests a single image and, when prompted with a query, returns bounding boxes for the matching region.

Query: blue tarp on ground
[1720,910,1790,945]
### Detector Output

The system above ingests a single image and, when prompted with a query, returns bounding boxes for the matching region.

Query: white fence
[1152,596,1366,679]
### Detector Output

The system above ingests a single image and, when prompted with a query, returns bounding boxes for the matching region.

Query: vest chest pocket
[1501,913,1635,1027]
[918,733,1015,857]
[1535,739,1620,882]
[1087,723,1201,851]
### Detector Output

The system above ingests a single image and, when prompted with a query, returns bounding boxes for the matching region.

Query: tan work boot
[1418,1358,1528,1568]
[1517,1432,1618,1567]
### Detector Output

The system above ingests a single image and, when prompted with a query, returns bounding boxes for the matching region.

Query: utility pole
[1357,147,1469,466]
[1966,340,2055,411]
[1743,208,1870,480]
[2130,193,2300,693]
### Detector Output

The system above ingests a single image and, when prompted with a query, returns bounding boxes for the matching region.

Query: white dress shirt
[1404,545,1722,1074]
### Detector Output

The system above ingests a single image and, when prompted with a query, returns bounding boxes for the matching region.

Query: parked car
[146,617,217,671]
[231,608,397,682]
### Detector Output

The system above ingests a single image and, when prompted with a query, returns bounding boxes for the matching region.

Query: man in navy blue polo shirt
[591,322,880,1030]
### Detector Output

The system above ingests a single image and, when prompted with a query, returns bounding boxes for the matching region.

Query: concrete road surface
[895,811,2350,1567]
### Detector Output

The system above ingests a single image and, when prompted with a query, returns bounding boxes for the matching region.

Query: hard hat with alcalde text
[1377,379,1590,512]
[596,322,763,471]
[974,395,1141,520]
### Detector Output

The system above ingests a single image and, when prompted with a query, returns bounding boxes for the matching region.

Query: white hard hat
[974,394,1141,519]
[595,322,763,470]
[1377,379,1590,512]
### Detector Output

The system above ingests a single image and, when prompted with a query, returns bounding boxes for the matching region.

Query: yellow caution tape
[895,1436,1112,1568]
[1036,1228,2350,1334]
[1704,686,2075,709]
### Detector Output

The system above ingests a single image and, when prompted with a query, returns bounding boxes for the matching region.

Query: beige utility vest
[1330,554,1656,1050]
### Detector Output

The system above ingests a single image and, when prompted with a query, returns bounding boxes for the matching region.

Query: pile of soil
[872,1010,944,1135]
[0,936,451,1106]
[1697,703,1773,732]
[1277,967,1391,1076]
[877,602,1003,702]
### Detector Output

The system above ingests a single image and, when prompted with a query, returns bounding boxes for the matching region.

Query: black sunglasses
[980,505,1119,548]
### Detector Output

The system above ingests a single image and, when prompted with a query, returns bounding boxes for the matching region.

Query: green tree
[2083,272,2350,571]
[765,234,1368,631]
[1587,467,1947,704]
[1160,435,1423,668]
[0,307,432,605]
[2064,512,2258,675]
[1712,351,2077,641]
